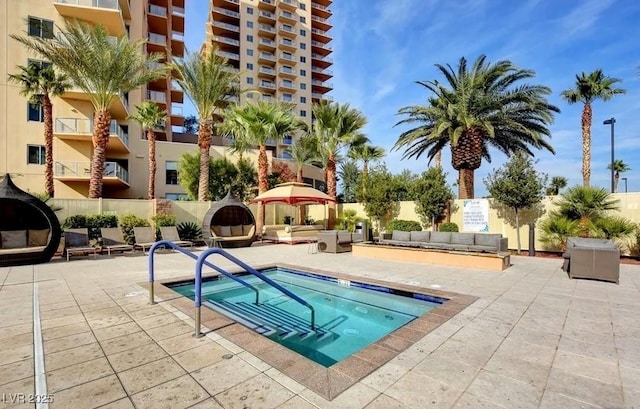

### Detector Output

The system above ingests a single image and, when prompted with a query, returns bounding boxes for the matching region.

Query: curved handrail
[195,247,315,331]
[148,240,259,305]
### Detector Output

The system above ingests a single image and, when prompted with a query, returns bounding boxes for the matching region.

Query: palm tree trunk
[296,168,305,224]
[198,121,212,201]
[147,129,156,199]
[89,110,111,198]
[327,152,337,228]
[581,102,592,187]
[458,168,474,199]
[256,144,269,233]
[614,171,620,193]
[43,94,54,197]
[434,151,442,168]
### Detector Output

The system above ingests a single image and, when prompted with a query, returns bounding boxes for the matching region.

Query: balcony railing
[171,31,184,42]
[312,92,333,100]
[280,67,295,75]
[55,118,129,147]
[148,4,166,16]
[147,90,166,103]
[211,21,240,32]
[312,53,333,62]
[216,50,240,60]
[259,10,275,19]
[279,25,295,34]
[312,66,333,75]
[280,0,297,6]
[311,15,329,24]
[279,81,295,89]
[258,24,276,33]
[55,161,129,183]
[55,0,120,11]
[148,32,167,45]
[311,2,331,12]
[212,6,240,18]
[260,66,276,75]
[172,6,185,15]
[311,40,332,50]
[260,81,276,89]
[279,53,294,61]
[311,79,333,88]
[213,35,240,46]
[259,52,276,61]
[311,28,330,36]
[171,104,183,116]
[280,39,297,47]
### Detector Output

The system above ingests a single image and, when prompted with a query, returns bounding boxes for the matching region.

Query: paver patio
[0,244,639,408]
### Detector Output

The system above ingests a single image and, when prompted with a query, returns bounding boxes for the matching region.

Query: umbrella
[249,182,335,205]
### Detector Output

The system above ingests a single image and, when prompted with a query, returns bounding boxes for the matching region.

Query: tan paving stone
[0,376,34,408]
[40,314,86,330]
[546,368,624,409]
[157,331,211,355]
[49,374,126,409]
[144,320,193,342]
[43,331,95,354]
[93,321,143,341]
[466,369,543,409]
[87,313,133,330]
[0,332,32,350]
[413,355,480,391]
[47,357,114,393]
[484,353,551,392]
[135,313,180,330]
[0,344,33,366]
[99,331,154,355]
[215,373,295,409]
[277,396,319,409]
[106,343,168,372]
[0,323,31,341]
[118,357,186,395]
[361,362,408,393]
[186,398,224,409]
[173,342,230,372]
[553,350,621,385]
[363,394,406,409]
[0,358,33,387]
[385,370,463,408]
[41,321,92,341]
[40,306,82,320]
[130,375,209,409]
[452,393,507,409]
[96,398,136,409]
[192,355,261,396]
[538,390,601,409]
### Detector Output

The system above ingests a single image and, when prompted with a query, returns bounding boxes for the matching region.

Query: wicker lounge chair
[100,228,134,256]
[562,237,620,284]
[64,228,98,261]
[159,226,193,249]
[133,227,156,254]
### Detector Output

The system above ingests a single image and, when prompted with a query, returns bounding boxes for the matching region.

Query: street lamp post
[622,177,628,193]
[603,118,615,193]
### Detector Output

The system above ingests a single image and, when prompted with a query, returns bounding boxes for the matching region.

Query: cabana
[0,174,61,267]
[202,192,256,248]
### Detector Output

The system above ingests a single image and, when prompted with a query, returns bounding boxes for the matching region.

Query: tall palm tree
[219,111,252,161]
[129,102,167,199]
[561,70,625,187]
[546,176,568,196]
[311,101,368,227]
[553,185,619,237]
[395,55,559,199]
[287,136,317,223]
[607,159,630,193]
[223,101,307,231]
[12,21,166,198]
[8,62,70,197]
[171,47,239,201]
[348,144,385,192]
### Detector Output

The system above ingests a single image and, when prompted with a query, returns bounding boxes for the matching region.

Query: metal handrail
[194,247,316,336]
[148,240,260,307]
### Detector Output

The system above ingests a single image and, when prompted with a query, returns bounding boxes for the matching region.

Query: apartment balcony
[279,67,296,78]
[258,10,275,23]
[311,27,331,42]
[170,104,184,126]
[216,50,240,62]
[171,31,185,56]
[147,89,167,104]
[279,38,297,52]
[280,135,293,145]
[258,23,276,38]
[311,39,332,56]
[257,37,276,51]
[170,80,184,104]
[257,66,277,78]
[278,24,297,39]
[147,32,167,53]
[261,95,275,102]
[311,66,333,80]
[213,0,240,7]
[311,92,333,101]
[172,5,185,16]
[54,118,129,153]
[278,81,297,92]
[311,1,332,17]
[311,53,332,68]
[148,4,168,35]
[258,0,276,11]
[211,21,240,35]
[212,35,240,48]
[258,52,276,65]
[258,81,277,92]
[54,161,129,186]
[221,65,240,74]
[61,88,129,119]
[211,5,240,21]
[278,10,297,25]
[53,0,127,37]
[311,79,332,93]
[311,14,331,31]
[278,53,297,64]
[279,95,294,103]
[279,0,297,11]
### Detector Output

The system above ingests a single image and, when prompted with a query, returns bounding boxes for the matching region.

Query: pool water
[170,267,444,367]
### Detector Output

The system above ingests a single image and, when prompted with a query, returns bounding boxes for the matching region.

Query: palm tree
[12,21,166,198]
[223,101,307,231]
[561,70,625,187]
[8,62,70,197]
[171,47,239,201]
[338,160,360,203]
[607,159,630,193]
[546,176,568,196]
[287,136,317,223]
[348,144,385,192]
[553,185,619,237]
[311,101,368,227]
[219,111,253,161]
[395,55,559,199]
[129,102,167,199]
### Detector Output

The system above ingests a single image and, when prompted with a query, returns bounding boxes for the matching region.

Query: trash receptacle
[355,221,372,242]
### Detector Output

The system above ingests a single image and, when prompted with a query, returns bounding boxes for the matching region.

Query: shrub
[119,214,150,245]
[539,216,579,251]
[387,219,422,232]
[62,214,117,241]
[62,215,87,230]
[439,222,459,232]
[177,222,203,242]
[151,214,177,240]
[335,209,363,232]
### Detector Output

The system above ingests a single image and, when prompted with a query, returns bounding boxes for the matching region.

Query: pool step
[204,300,328,341]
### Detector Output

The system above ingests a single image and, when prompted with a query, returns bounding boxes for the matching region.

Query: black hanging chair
[0,174,62,267]
[202,192,256,248]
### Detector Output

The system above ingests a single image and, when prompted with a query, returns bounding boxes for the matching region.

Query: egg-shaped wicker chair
[0,174,61,267]
[202,192,256,248]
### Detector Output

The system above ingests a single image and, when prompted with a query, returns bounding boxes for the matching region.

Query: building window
[27,103,44,122]
[282,65,293,73]
[166,193,188,201]
[283,51,293,60]
[165,161,178,185]
[300,110,307,117]
[300,16,306,23]
[247,7,253,14]
[28,17,54,39]
[300,83,306,90]
[247,49,254,56]
[300,29,306,36]
[300,3,306,10]
[283,79,293,87]
[300,69,306,76]
[300,56,306,63]
[247,63,254,70]
[247,35,253,42]
[300,96,306,103]
[247,21,254,28]
[300,43,306,50]
[27,145,45,165]
[247,77,254,84]
[282,93,293,102]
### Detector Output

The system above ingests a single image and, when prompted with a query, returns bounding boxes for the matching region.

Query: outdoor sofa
[562,237,620,284]
[380,230,508,254]
[317,230,364,253]
[209,224,256,248]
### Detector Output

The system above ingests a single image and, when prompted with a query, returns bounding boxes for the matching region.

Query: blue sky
[185,0,640,196]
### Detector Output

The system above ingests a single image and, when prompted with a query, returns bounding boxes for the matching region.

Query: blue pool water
[169,267,444,367]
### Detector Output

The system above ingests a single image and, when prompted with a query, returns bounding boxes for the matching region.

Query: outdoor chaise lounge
[100,227,134,256]
[159,226,193,249]
[562,237,620,284]
[64,228,98,261]
[133,227,156,253]
[202,193,256,248]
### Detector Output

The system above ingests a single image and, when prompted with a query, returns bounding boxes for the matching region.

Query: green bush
[335,209,363,232]
[439,222,459,232]
[177,222,203,242]
[62,215,87,230]
[151,214,177,240]
[387,219,422,232]
[62,214,117,241]
[119,214,150,245]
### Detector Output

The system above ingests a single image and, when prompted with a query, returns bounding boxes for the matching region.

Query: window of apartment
[281,65,293,74]
[300,83,306,90]
[247,21,254,28]
[300,29,306,36]
[300,56,306,63]
[283,51,293,60]
[282,93,293,102]
[165,161,178,185]
[300,96,306,103]
[300,42,306,50]
[247,7,254,14]
[300,16,306,23]
[300,69,306,76]
[166,193,188,201]
[27,145,45,165]
[27,103,44,122]
[300,110,307,117]
[247,35,253,42]
[247,77,254,84]
[300,3,306,10]
[282,79,293,87]
[247,49,254,56]
[28,17,54,39]
[247,63,254,70]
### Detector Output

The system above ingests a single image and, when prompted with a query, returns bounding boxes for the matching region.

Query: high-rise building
[205,0,333,162]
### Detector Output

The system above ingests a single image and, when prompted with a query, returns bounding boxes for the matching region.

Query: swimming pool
[169,266,445,367]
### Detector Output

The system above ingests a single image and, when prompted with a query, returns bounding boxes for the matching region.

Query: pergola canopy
[250,182,334,206]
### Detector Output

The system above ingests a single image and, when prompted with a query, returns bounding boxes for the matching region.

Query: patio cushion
[429,231,451,243]
[1,230,27,249]
[212,226,221,236]
[28,229,50,247]
[391,230,410,241]
[231,225,243,236]
[410,231,430,242]
[220,226,231,237]
[451,233,475,245]
[475,234,501,247]
[242,224,253,235]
